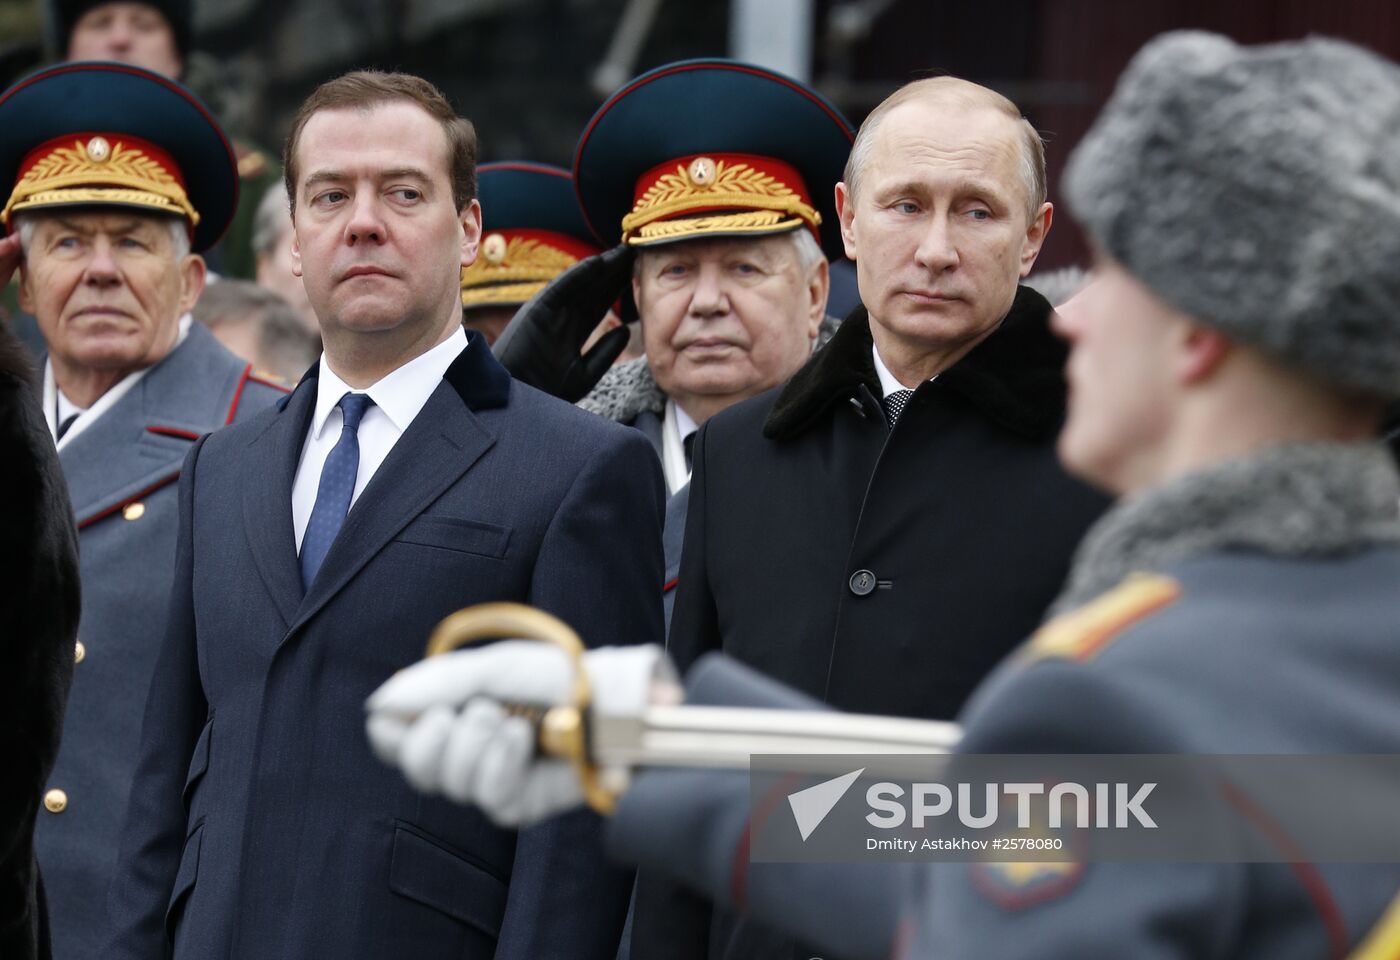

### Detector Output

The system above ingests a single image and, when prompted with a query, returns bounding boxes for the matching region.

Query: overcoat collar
[1049,442,1400,614]
[245,331,512,632]
[763,285,1067,442]
[56,324,247,527]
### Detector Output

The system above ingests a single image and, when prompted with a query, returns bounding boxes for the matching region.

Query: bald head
[844,77,1046,222]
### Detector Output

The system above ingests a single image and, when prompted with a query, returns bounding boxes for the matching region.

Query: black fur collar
[278,330,511,413]
[763,285,1068,442]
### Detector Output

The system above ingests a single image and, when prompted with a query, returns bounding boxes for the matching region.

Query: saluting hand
[492,244,635,403]
[0,233,21,291]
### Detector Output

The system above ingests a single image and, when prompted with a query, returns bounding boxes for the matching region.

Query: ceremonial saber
[424,603,962,813]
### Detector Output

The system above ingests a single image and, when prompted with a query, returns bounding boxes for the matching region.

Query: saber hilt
[424,603,620,814]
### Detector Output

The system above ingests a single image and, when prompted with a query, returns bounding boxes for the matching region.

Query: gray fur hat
[1064,31,1400,398]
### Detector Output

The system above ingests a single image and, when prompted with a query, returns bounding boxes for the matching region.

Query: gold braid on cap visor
[1,138,200,227]
[621,158,820,245]
[461,236,582,308]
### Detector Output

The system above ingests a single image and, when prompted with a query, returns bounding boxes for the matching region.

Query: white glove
[365,641,677,826]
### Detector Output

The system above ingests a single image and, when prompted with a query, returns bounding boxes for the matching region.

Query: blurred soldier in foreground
[194,278,319,382]
[0,62,286,957]
[369,31,1400,959]
[0,322,80,960]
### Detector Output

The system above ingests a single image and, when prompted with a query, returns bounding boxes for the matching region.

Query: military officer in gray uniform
[367,31,1400,959]
[0,62,286,957]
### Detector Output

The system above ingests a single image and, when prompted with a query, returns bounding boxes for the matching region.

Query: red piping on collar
[77,471,179,530]
[146,425,200,441]
[225,365,252,425]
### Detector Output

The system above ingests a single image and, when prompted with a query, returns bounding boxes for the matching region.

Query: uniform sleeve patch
[1024,573,1181,663]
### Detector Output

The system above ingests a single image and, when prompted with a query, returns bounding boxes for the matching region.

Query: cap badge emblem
[687,156,716,187]
[482,233,508,264]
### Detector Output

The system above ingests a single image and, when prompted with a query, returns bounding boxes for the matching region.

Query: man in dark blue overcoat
[105,70,664,959]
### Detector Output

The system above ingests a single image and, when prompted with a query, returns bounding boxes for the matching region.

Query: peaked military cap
[462,162,603,310]
[0,60,237,253]
[574,59,854,259]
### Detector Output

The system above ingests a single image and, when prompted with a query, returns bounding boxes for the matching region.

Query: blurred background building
[4,0,1400,270]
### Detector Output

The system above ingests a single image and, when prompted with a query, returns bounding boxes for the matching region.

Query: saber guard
[424,602,619,814]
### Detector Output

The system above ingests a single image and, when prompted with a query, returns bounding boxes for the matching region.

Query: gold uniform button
[123,502,145,521]
[44,788,68,814]
[74,640,86,663]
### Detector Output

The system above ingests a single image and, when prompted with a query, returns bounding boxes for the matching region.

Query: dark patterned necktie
[883,388,913,426]
[300,392,373,589]
[683,432,696,472]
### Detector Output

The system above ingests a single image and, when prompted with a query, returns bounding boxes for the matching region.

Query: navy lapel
[59,326,248,527]
[242,367,318,628]
[286,334,511,637]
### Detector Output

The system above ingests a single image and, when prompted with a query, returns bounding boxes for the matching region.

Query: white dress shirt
[44,314,193,450]
[292,327,466,552]
[660,399,699,496]
[872,340,932,398]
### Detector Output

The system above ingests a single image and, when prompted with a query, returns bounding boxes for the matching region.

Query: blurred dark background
[4,0,1400,269]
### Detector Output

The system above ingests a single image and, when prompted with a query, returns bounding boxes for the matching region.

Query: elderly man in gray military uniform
[0,62,286,957]
[367,31,1400,959]
[496,60,851,632]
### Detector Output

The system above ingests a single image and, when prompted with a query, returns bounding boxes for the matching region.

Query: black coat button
[849,569,876,596]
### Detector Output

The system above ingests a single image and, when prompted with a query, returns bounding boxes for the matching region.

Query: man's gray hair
[843,76,1047,222]
[13,211,191,260]
[787,227,824,276]
[252,186,292,259]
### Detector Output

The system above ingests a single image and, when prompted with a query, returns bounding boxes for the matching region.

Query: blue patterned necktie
[300,392,374,589]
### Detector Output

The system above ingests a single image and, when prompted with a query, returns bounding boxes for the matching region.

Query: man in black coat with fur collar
[0,305,80,960]
[655,75,1108,960]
